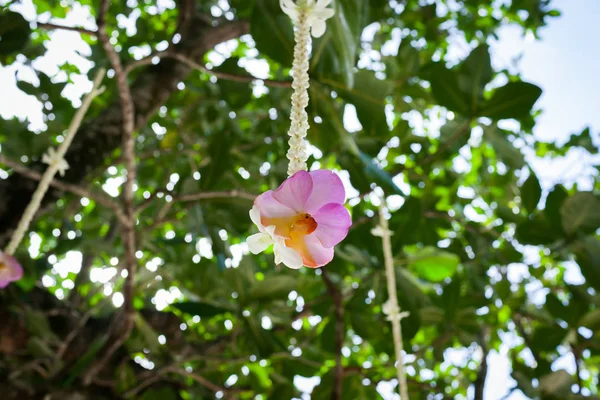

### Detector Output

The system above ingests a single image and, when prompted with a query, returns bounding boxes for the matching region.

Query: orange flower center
[262,213,317,240]
[289,213,317,238]
[0,261,7,271]
[261,213,319,267]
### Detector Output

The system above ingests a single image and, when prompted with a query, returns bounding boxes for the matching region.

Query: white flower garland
[281,0,334,176]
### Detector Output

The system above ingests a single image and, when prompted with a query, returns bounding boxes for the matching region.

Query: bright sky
[0,0,598,399]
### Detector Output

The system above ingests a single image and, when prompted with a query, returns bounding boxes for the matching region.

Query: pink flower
[248,170,351,269]
[0,251,23,289]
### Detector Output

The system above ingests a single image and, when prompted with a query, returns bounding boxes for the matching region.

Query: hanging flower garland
[248,0,351,269]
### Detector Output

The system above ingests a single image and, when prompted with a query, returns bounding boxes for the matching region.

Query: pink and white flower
[248,170,351,269]
[0,251,23,289]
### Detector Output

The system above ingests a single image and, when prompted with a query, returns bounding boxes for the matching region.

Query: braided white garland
[281,0,334,176]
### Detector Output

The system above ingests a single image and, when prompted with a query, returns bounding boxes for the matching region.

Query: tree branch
[82,0,138,383]
[125,51,292,88]
[474,330,489,400]
[321,270,344,400]
[97,0,137,314]
[0,154,127,224]
[36,22,97,36]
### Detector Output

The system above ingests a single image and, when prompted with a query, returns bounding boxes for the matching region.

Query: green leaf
[356,151,405,196]
[313,0,366,88]
[439,118,472,155]
[64,335,109,386]
[544,185,568,231]
[27,336,57,358]
[544,293,570,322]
[407,246,459,282]
[216,57,253,109]
[480,81,542,120]
[574,237,600,292]
[134,313,162,354]
[248,275,298,301]
[579,309,600,330]
[560,192,600,236]
[115,363,137,394]
[421,63,469,114]
[24,309,59,342]
[171,301,232,317]
[530,326,567,353]
[324,70,390,136]
[250,0,294,66]
[0,11,31,56]
[458,44,493,114]
[515,216,560,246]
[521,172,542,213]
[484,126,526,169]
[565,126,597,153]
[244,316,278,357]
[319,318,337,354]
[396,39,420,77]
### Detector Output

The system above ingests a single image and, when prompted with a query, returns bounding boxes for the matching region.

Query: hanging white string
[373,204,411,400]
[4,69,106,256]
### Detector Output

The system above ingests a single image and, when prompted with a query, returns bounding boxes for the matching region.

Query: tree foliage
[0,0,599,399]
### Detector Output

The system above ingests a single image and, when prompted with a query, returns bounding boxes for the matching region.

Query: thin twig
[135,190,254,214]
[177,190,256,203]
[167,367,245,398]
[321,270,344,400]
[124,50,292,88]
[3,69,105,256]
[36,22,98,36]
[377,205,410,400]
[0,155,127,225]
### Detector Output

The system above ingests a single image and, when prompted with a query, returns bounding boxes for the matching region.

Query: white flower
[247,206,303,269]
[42,147,70,177]
[371,226,394,237]
[382,299,410,322]
[280,0,335,38]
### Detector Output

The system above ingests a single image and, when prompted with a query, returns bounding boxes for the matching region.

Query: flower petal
[249,205,264,231]
[247,233,274,254]
[255,191,297,219]
[274,242,303,269]
[312,8,335,20]
[303,235,334,267]
[311,20,327,38]
[315,0,333,8]
[0,252,22,285]
[280,0,299,19]
[304,170,346,213]
[6,258,23,281]
[272,170,313,213]
[312,203,352,247]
